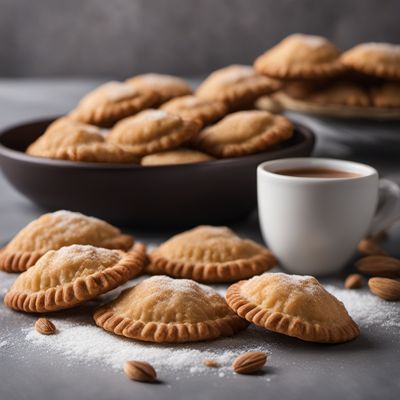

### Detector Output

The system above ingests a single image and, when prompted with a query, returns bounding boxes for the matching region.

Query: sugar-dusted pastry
[141,148,214,166]
[192,110,293,158]
[196,65,281,110]
[94,275,248,343]
[26,118,104,157]
[226,273,360,343]
[160,95,228,127]
[147,226,277,283]
[254,34,344,79]
[69,81,159,127]
[0,210,134,272]
[341,43,400,80]
[126,73,193,104]
[307,81,371,107]
[4,243,146,313]
[370,81,400,108]
[107,109,201,157]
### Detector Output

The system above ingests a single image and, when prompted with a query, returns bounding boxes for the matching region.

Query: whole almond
[232,351,267,374]
[355,256,400,277]
[35,318,56,335]
[123,361,157,382]
[357,239,386,256]
[344,274,363,289]
[203,359,220,368]
[368,277,400,301]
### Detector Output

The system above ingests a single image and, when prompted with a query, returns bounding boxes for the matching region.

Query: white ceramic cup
[257,158,400,276]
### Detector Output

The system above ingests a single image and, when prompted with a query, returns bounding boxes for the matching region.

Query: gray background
[1,0,400,78]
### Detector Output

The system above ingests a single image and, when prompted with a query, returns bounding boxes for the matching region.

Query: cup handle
[368,179,400,238]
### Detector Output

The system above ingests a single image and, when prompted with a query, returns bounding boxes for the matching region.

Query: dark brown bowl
[0,117,314,227]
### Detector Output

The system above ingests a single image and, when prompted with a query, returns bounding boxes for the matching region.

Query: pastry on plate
[192,110,293,158]
[370,81,400,108]
[0,210,134,272]
[160,95,228,127]
[147,225,277,283]
[254,34,344,79]
[141,148,214,166]
[226,272,360,343]
[196,65,281,110]
[126,73,193,104]
[341,42,400,80]
[307,81,371,107]
[94,275,248,343]
[69,81,159,127]
[4,243,146,312]
[107,109,201,157]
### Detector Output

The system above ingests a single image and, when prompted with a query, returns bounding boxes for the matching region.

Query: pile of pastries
[1,210,359,344]
[254,34,400,116]
[26,67,293,165]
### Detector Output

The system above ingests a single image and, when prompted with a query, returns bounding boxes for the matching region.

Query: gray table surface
[0,80,399,400]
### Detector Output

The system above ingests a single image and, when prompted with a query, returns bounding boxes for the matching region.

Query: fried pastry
[147,226,277,283]
[126,73,193,104]
[254,34,344,79]
[141,148,214,166]
[192,110,293,158]
[107,109,200,157]
[4,243,146,312]
[226,273,360,343]
[341,43,400,80]
[370,81,400,108]
[69,81,159,127]
[94,275,248,343]
[0,210,134,272]
[160,95,228,127]
[196,65,281,110]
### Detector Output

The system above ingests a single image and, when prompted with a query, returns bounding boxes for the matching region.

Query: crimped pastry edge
[93,290,249,343]
[225,281,360,344]
[0,233,135,273]
[3,243,147,313]
[254,57,345,80]
[146,251,277,283]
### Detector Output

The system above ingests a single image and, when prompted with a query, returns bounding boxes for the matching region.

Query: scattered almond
[232,351,267,374]
[203,359,220,368]
[357,239,386,256]
[35,318,56,335]
[344,274,363,289]
[355,256,400,277]
[123,360,157,382]
[368,277,400,301]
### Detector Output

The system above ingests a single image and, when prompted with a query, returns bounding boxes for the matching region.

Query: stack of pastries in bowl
[254,34,400,117]
[26,68,295,166]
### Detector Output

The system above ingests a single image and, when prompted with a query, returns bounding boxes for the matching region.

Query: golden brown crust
[147,252,277,283]
[196,65,281,111]
[126,73,193,104]
[341,43,400,80]
[140,148,214,166]
[0,211,135,273]
[254,34,345,80]
[147,226,277,283]
[69,81,159,127]
[370,81,400,108]
[4,243,146,313]
[226,278,360,344]
[107,109,201,157]
[192,110,294,158]
[43,142,138,163]
[93,276,248,343]
[160,95,228,127]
